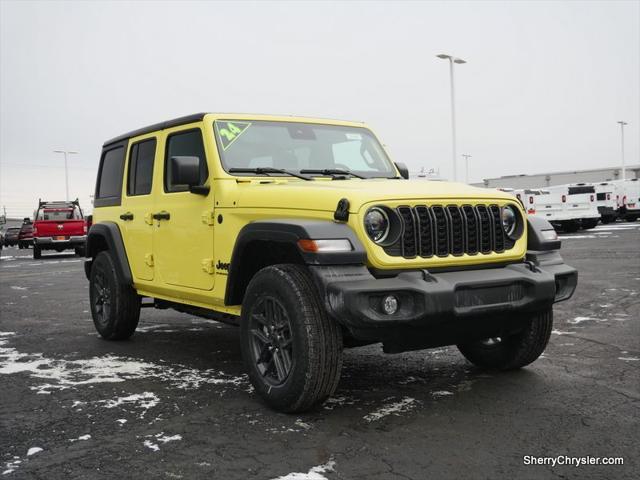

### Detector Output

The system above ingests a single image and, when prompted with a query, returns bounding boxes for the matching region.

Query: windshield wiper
[299,168,366,179]
[229,167,312,181]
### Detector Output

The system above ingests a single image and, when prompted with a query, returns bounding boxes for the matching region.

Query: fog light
[381,295,399,315]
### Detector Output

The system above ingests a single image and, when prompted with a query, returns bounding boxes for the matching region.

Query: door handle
[119,212,134,221]
[152,211,171,221]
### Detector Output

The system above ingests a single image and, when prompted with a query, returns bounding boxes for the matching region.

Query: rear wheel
[33,245,41,259]
[240,264,343,413]
[457,308,553,370]
[581,218,599,230]
[89,251,140,340]
[562,221,580,233]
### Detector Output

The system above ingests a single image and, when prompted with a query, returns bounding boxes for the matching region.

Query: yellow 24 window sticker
[216,121,252,151]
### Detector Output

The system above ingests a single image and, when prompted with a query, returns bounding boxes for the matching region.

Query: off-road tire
[89,251,140,340]
[457,308,553,370]
[33,245,41,259]
[240,264,343,413]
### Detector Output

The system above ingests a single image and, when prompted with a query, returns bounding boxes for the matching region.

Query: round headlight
[364,207,390,244]
[501,205,517,237]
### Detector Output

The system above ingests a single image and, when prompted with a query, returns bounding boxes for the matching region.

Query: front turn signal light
[297,239,353,253]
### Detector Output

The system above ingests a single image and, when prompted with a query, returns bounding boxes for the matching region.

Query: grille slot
[397,206,417,258]
[385,204,513,259]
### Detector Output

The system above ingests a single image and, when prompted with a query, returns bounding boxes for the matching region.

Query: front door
[153,127,215,291]
[120,136,157,281]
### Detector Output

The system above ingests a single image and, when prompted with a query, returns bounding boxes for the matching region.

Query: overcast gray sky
[1,0,638,217]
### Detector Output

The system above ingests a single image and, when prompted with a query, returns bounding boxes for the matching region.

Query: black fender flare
[527,216,561,251]
[224,219,366,305]
[85,222,132,284]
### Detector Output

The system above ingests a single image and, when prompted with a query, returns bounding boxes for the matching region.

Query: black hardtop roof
[103,112,207,147]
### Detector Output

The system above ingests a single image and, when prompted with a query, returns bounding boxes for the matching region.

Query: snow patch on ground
[552,329,573,336]
[363,397,419,422]
[10,286,27,291]
[0,336,247,396]
[143,440,160,452]
[100,392,159,415]
[142,432,182,451]
[70,434,91,442]
[2,458,21,475]
[26,447,42,456]
[431,390,454,397]
[618,356,639,362]
[271,460,336,480]
[323,396,358,410]
[568,316,601,324]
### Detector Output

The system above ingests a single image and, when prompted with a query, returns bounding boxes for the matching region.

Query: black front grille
[385,204,512,259]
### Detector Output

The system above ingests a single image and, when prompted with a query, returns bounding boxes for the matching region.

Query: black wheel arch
[85,222,132,284]
[225,219,366,306]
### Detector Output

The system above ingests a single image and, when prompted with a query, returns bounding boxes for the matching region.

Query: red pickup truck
[32,199,87,259]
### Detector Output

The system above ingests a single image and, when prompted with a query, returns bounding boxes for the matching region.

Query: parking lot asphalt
[1,222,639,480]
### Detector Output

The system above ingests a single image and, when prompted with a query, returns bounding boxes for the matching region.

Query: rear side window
[127,138,156,196]
[165,129,208,192]
[95,145,126,207]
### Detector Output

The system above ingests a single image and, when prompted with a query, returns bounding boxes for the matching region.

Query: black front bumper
[311,250,577,350]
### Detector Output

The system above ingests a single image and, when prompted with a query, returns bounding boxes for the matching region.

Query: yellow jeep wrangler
[86,113,577,412]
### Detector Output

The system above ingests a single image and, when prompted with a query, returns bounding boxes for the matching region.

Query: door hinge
[144,213,154,225]
[201,210,215,226]
[145,253,154,267]
[201,258,215,274]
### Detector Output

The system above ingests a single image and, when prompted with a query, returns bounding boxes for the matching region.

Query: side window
[95,145,126,206]
[165,129,208,192]
[127,138,156,196]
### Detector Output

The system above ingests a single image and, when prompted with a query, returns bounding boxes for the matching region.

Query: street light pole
[462,154,472,183]
[617,121,627,181]
[53,150,78,201]
[437,53,467,182]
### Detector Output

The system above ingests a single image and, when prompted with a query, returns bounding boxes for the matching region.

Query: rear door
[153,127,215,291]
[121,136,157,281]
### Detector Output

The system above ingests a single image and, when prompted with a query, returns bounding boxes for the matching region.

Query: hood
[234,178,516,213]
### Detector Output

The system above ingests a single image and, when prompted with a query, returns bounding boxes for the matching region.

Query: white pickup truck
[617,178,640,222]
[592,182,619,224]
[514,184,600,232]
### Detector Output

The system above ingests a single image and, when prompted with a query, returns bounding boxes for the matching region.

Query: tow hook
[525,260,540,273]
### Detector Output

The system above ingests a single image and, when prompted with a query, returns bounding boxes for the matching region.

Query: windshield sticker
[346,133,362,140]
[217,121,251,150]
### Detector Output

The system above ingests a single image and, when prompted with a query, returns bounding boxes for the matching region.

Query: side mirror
[170,156,209,195]
[394,162,409,179]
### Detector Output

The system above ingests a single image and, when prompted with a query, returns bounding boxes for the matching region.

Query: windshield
[214,120,396,178]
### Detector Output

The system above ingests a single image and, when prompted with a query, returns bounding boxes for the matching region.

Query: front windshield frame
[213,120,398,179]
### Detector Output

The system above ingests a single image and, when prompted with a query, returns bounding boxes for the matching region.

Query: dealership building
[472,164,640,189]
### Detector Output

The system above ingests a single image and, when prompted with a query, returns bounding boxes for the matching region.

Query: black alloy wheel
[248,296,294,385]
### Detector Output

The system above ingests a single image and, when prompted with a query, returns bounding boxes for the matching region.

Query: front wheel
[240,264,343,413]
[457,308,553,370]
[89,251,140,340]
